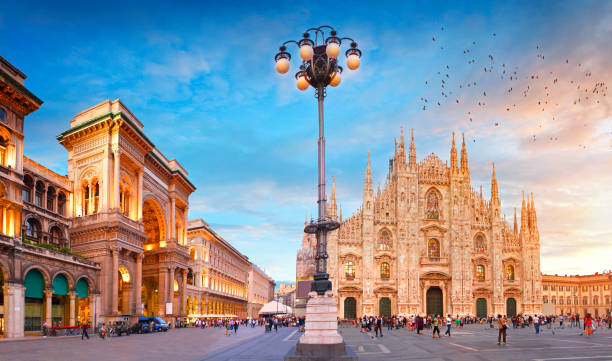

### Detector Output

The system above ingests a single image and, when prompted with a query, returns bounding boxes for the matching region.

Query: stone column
[95,293,101,327]
[181,270,187,315]
[69,291,76,326]
[158,268,168,316]
[113,149,120,210]
[168,267,175,314]
[44,289,53,326]
[112,248,119,314]
[135,253,143,315]
[89,294,95,326]
[170,197,176,240]
[7,283,25,338]
[2,206,7,235]
[182,208,188,245]
[137,169,143,221]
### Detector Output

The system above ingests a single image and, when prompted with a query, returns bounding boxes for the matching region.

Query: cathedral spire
[531,192,539,240]
[365,151,372,187]
[331,175,336,201]
[513,207,518,238]
[460,133,469,174]
[519,191,527,242]
[408,128,416,170]
[450,132,458,173]
[397,126,406,166]
[491,162,499,203]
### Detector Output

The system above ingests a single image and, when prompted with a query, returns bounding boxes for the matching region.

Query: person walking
[583,314,593,336]
[377,317,383,337]
[445,314,452,337]
[81,322,89,340]
[432,315,441,339]
[534,315,540,334]
[497,314,507,345]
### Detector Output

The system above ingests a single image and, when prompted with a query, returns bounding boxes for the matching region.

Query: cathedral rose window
[378,229,392,251]
[380,262,390,279]
[425,190,440,219]
[428,239,440,258]
[476,265,485,281]
[345,261,355,280]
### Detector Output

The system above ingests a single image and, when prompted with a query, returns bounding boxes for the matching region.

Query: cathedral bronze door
[379,298,391,317]
[476,298,487,318]
[426,287,443,316]
[506,298,517,317]
[344,297,357,319]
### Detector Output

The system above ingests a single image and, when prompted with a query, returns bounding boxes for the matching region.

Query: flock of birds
[418,26,608,148]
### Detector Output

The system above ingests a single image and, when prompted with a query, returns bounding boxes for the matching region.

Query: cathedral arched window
[506,265,515,281]
[428,239,440,258]
[476,265,485,281]
[378,229,392,251]
[345,261,355,280]
[425,189,440,219]
[474,235,486,253]
[380,262,390,280]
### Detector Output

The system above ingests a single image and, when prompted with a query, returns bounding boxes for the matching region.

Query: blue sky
[1,1,611,282]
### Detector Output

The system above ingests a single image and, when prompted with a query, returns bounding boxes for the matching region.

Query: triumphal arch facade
[57,99,195,323]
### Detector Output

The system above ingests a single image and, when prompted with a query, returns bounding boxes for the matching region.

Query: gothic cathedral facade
[318,129,542,319]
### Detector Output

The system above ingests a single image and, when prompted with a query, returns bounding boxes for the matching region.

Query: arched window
[543,296,548,304]
[49,226,64,248]
[378,229,392,251]
[187,269,194,286]
[552,296,556,304]
[425,189,440,219]
[476,265,485,281]
[25,218,41,241]
[474,235,486,253]
[345,261,355,280]
[0,133,8,167]
[57,193,66,216]
[593,296,598,305]
[0,108,6,123]
[605,296,610,305]
[94,182,99,213]
[35,181,45,207]
[506,265,515,280]
[428,239,440,258]
[380,262,390,279]
[559,297,564,305]
[190,248,196,260]
[46,186,55,211]
[583,296,588,305]
[23,175,33,203]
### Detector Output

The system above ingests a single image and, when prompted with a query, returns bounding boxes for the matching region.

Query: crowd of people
[178,316,303,335]
[350,313,612,344]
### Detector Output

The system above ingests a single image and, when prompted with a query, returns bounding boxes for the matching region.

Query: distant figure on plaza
[497,314,507,345]
[445,314,452,337]
[582,314,593,336]
[81,322,89,340]
[274,318,278,332]
[533,315,540,334]
[432,315,441,338]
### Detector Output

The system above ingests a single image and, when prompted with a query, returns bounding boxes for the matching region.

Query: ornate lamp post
[275,26,360,361]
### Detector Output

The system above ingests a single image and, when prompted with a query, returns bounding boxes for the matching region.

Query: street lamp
[275,26,360,361]
[275,25,361,296]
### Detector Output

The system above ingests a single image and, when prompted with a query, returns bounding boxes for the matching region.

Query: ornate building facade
[247,264,275,319]
[184,218,250,320]
[298,129,543,319]
[541,271,611,318]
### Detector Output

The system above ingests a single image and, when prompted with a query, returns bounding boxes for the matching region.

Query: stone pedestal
[285,290,357,361]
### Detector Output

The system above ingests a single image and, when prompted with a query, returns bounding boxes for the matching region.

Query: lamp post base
[284,290,358,361]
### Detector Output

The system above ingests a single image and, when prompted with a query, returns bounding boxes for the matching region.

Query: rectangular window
[543,285,548,290]
[551,285,556,291]
[605,284,610,291]
[566,286,570,291]
[35,192,42,207]
[593,285,599,291]
[22,189,30,203]
[583,286,588,292]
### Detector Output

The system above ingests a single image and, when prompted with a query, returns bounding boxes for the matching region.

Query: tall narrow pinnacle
[450,132,458,173]
[460,133,468,173]
[408,128,416,169]
[513,208,518,237]
[398,127,406,165]
[365,151,372,186]
[331,176,336,200]
[491,162,499,202]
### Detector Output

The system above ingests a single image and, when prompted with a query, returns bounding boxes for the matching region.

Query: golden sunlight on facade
[297,129,543,319]
[0,56,274,339]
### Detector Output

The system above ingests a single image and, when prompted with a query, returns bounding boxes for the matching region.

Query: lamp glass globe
[299,45,314,61]
[326,43,340,58]
[275,58,290,74]
[329,72,341,87]
[347,54,361,70]
[297,76,309,91]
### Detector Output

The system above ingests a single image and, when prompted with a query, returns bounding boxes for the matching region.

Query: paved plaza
[2,324,612,361]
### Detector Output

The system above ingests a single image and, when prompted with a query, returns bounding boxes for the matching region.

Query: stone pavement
[1,324,612,361]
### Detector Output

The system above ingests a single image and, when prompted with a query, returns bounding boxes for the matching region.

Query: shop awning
[52,274,68,295]
[24,269,44,299]
[76,278,89,298]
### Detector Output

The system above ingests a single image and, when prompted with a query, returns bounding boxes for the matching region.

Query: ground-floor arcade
[183,287,248,321]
